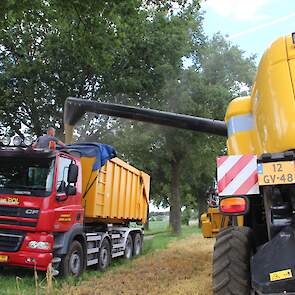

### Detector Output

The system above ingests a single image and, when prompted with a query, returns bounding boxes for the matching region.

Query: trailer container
[81,156,150,223]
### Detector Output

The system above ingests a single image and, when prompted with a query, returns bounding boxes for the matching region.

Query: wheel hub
[69,252,81,275]
[100,248,108,268]
[126,240,132,258]
[134,237,141,255]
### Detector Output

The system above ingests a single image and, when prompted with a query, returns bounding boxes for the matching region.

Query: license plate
[0,255,8,262]
[258,161,295,185]
[270,269,293,282]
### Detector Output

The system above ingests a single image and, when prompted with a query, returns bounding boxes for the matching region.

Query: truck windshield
[0,157,55,197]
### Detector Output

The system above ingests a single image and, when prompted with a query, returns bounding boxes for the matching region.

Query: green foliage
[181,207,192,225]
[0,0,201,136]
[200,33,257,95]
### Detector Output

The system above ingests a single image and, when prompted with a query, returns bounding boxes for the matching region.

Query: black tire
[213,226,253,295]
[60,240,84,277]
[124,234,133,259]
[133,232,142,256]
[98,238,111,271]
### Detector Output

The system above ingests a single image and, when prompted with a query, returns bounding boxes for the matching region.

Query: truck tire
[124,234,133,259]
[213,226,253,295]
[98,238,111,271]
[60,240,84,277]
[133,232,142,256]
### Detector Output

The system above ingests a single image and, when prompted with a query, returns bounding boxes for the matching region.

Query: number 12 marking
[273,163,283,172]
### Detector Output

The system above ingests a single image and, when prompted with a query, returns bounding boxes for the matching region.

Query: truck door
[53,154,83,231]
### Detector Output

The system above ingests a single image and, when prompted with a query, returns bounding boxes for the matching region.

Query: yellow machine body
[201,208,243,238]
[80,156,150,224]
[226,34,295,156]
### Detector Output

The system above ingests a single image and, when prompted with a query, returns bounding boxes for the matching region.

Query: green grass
[143,225,200,254]
[0,224,200,295]
[145,220,170,236]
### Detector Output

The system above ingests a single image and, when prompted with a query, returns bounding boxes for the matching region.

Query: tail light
[220,197,248,215]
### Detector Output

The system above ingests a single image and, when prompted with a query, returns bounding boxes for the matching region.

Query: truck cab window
[56,157,72,193]
[0,157,54,196]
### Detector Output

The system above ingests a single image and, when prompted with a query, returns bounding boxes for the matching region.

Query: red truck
[0,142,150,276]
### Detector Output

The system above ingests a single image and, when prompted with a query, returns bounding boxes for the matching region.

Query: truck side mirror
[68,163,78,183]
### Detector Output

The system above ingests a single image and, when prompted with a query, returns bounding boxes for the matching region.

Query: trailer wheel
[60,240,84,277]
[124,234,133,259]
[98,238,111,271]
[213,226,253,295]
[133,233,142,256]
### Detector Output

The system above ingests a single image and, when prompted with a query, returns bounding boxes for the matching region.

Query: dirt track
[63,235,214,295]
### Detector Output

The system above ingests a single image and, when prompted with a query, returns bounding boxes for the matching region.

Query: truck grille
[0,229,24,252]
[0,206,39,228]
[0,206,39,219]
[0,206,18,216]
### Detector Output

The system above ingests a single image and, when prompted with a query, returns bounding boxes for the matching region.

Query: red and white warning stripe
[217,155,259,196]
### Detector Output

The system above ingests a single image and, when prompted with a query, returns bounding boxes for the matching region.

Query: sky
[202,0,295,62]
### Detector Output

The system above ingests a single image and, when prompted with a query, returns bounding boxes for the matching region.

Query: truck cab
[0,146,83,273]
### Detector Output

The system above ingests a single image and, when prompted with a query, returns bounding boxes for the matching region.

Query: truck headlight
[28,241,51,250]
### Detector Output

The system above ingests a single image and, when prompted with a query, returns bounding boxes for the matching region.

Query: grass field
[0,222,207,295]
[145,220,169,236]
[62,226,213,295]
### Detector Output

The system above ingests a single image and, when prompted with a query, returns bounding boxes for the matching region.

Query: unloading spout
[64,97,227,143]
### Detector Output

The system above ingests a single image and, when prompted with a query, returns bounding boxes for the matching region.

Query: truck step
[87,247,99,254]
[52,257,61,263]
[87,235,101,242]
[87,258,98,266]
[112,251,124,258]
[112,243,124,249]
[111,234,121,239]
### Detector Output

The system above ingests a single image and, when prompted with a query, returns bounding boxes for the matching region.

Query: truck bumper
[252,226,295,294]
[0,250,52,271]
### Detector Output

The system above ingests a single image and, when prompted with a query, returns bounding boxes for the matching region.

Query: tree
[0,0,200,136]
[102,35,256,235]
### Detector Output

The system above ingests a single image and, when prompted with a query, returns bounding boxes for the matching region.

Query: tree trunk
[198,196,207,228]
[144,206,149,230]
[169,159,181,235]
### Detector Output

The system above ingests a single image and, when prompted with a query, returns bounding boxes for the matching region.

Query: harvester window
[56,157,72,193]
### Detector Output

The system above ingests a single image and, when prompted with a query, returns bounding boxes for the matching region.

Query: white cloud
[227,11,295,39]
[204,0,270,21]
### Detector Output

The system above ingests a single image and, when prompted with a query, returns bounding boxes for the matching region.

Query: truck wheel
[124,234,133,259]
[98,238,111,271]
[60,240,84,277]
[133,233,142,256]
[213,226,253,295]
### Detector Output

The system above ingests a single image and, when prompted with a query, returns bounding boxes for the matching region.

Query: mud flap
[252,226,295,294]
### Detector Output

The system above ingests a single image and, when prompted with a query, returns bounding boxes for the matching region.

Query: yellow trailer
[81,156,150,224]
